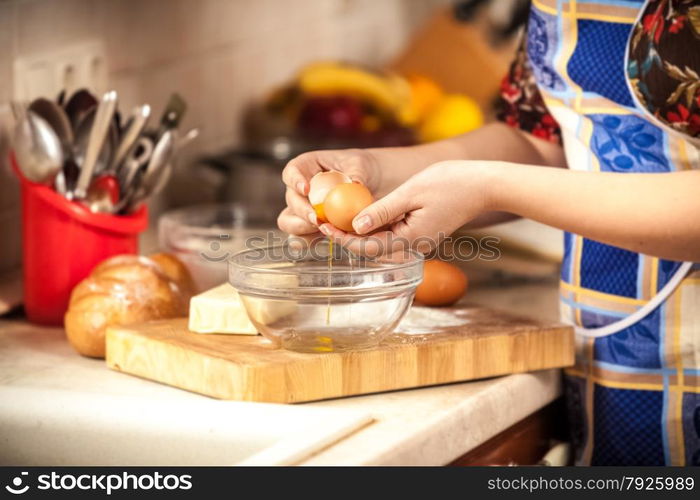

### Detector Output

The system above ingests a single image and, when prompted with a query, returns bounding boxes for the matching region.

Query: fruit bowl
[229,240,423,353]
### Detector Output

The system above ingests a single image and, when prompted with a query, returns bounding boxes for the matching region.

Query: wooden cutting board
[106,307,574,403]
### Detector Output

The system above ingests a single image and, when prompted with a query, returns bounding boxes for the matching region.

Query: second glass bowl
[158,203,281,292]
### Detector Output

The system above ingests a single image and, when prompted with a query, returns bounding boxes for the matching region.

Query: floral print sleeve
[627,0,700,139]
[497,37,562,145]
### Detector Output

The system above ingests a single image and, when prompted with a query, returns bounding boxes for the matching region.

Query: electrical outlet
[13,40,107,102]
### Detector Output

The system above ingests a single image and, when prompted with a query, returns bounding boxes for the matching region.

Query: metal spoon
[28,98,74,195]
[29,97,74,146]
[64,88,98,133]
[12,104,64,185]
[73,90,118,200]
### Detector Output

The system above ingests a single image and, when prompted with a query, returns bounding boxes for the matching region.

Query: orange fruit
[399,74,444,125]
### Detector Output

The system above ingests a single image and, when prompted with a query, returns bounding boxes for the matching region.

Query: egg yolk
[313,203,327,224]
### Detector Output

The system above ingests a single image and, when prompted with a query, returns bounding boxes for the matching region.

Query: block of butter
[188,283,258,335]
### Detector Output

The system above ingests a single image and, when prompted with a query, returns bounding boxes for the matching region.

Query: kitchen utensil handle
[113,137,153,214]
[74,91,118,199]
[175,128,199,151]
[110,104,151,172]
[123,131,174,212]
[156,93,186,139]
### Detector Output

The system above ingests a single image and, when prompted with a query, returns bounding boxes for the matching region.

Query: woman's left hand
[319,161,490,256]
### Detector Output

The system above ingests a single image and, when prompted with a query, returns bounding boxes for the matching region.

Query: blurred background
[0,0,562,292]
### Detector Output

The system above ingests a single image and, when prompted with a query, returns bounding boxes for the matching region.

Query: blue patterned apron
[525,0,700,465]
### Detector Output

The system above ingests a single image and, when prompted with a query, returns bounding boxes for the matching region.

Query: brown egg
[415,260,468,306]
[323,182,374,232]
[308,171,351,223]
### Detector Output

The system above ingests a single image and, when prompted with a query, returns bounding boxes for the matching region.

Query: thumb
[352,187,411,234]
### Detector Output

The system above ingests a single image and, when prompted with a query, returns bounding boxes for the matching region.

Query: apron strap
[568,261,693,338]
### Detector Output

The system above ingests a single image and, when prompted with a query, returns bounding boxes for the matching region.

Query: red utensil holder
[11,152,148,325]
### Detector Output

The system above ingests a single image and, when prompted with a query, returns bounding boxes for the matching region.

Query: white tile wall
[0,0,449,274]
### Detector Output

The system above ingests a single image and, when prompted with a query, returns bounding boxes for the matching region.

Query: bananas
[297,62,411,122]
[295,61,480,140]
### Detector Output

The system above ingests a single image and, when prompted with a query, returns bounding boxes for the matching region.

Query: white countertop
[306,369,561,465]
[0,281,563,465]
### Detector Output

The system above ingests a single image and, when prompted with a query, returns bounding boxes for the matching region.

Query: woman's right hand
[278,149,382,237]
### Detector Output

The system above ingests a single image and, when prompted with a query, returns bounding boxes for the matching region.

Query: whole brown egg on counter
[414,260,468,307]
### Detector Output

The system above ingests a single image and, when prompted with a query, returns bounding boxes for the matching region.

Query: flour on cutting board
[396,306,470,334]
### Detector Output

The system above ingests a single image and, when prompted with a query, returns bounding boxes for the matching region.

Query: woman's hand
[277,149,382,238]
[319,161,491,256]
[277,123,567,240]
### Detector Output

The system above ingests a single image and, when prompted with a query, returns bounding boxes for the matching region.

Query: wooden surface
[106,306,574,404]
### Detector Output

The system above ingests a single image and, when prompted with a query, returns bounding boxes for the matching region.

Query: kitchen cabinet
[450,399,568,466]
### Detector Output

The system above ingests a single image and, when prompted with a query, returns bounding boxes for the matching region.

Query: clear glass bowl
[229,240,424,353]
[158,203,282,292]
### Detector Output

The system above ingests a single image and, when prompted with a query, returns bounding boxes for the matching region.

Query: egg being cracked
[322,182,374,233]
[308,171,374,232]
[308,171,352,223]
